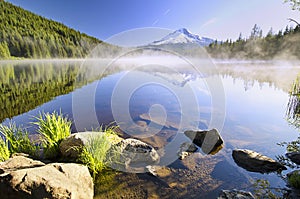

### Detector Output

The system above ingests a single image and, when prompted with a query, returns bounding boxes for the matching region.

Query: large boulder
[0,155,93,199]
[60,131,123,159]
[286,152,300,165]
[218,189,255,199]
[184,128,223,155]
[232,149,286,173]
[110,138,160,172]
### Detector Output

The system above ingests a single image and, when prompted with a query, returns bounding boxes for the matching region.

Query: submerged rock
[232,149,286,173]
[0,156,93,199]
[146,165,172,177]
[110,138,160,172]
[184,128,223,155]
[286,152,300,165]
[218,189,255,199]
[177,142,198,160]
[139,113,179,129]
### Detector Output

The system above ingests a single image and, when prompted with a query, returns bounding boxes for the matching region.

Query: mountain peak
[177,28,190,34]
[150,28,214,47]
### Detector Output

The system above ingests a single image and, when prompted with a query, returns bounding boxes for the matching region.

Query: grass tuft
[0,123,40,158]
[77,125,122,179]
[33,111,71,159]
[0,137,10,162]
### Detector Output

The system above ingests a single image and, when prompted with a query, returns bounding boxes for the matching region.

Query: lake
[1,59,300,198]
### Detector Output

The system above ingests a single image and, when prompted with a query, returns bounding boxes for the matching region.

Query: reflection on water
[287,76,300,129]
[1,61,300,198]
[0,60,84,122]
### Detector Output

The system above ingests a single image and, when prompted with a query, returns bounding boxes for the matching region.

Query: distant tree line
[206,24,300,60]
[0,1,103,59]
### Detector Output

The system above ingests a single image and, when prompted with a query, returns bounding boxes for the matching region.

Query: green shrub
[288,171,300,189]
[0,123,40,158]
[34,111,71,159]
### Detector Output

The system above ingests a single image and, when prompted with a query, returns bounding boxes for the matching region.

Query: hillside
[0,1,103,59]
[206,24,300,60]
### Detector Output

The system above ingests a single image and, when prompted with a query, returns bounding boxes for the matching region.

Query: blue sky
[7,0,300,41]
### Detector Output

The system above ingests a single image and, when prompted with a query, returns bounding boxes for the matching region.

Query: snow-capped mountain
[150,28,214,47]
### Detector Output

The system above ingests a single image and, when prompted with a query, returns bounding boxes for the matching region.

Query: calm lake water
[1,59,300,198]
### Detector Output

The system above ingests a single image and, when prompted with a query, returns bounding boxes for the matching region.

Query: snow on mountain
[150,28,214,47]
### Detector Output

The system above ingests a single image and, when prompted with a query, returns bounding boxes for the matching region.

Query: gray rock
[218,189,255,199]
[286,152,300,165]
[111,138,160,172]
[232,149,287,173]
[0,156,93,199]
[184,128,223,154]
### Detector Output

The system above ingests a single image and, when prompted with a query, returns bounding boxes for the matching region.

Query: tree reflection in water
[287,76,300,129]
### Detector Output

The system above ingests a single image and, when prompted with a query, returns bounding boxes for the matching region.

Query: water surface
[1,60,300,198]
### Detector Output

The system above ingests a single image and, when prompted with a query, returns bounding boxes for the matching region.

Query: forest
[206,24,300,60]
[0,1,103,59]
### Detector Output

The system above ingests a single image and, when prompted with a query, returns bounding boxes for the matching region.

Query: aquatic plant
[34,111,71,159]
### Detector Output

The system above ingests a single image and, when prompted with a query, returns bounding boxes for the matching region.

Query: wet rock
[218,189,255,199]
[112,138,160,172]
[0,156,93,199]
[184,128,223,154]
[60,131,123,159]
[177,142,198,160]
[232,149,286,173]
[286,152,300,165]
